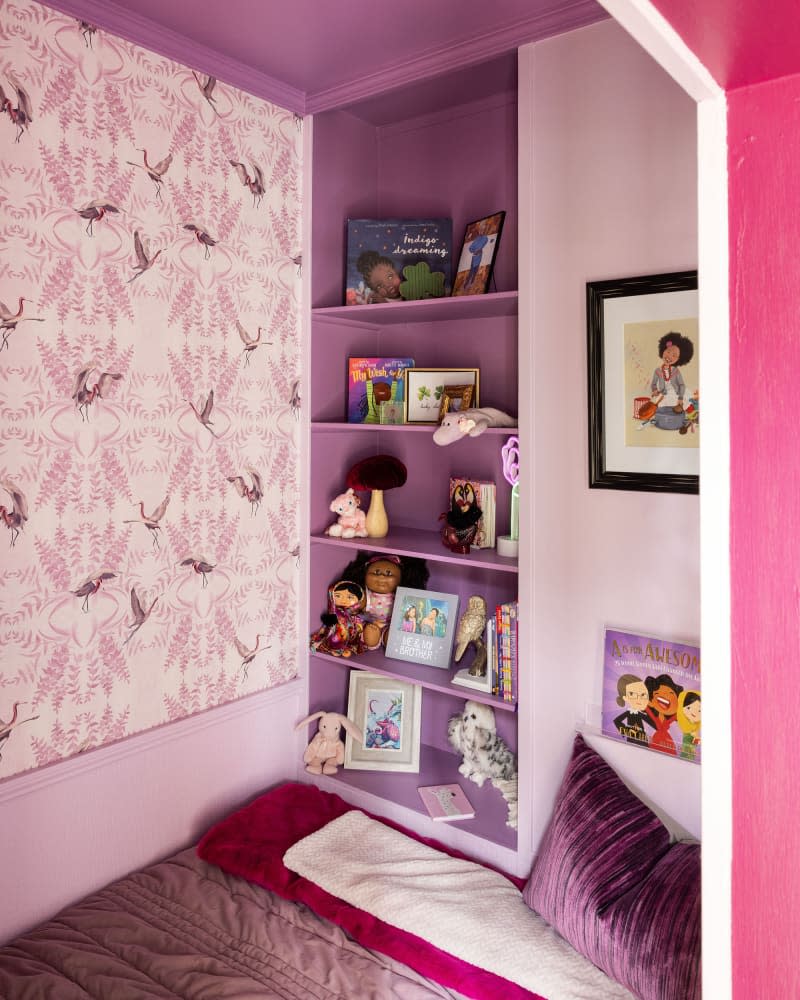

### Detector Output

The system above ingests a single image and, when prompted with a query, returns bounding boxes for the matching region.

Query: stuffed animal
[295,710,364,775]
[325,487,368,538]
[432,407,516,446]
[447,700,518,828]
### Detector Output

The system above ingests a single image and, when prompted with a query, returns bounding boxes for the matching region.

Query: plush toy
[447,700,518,828]
[440,480,482,553]
[295,710,364,775]
[432,407,516,446]
[325,487,368,538]
[309,580,366,657]
[336,551,429,650]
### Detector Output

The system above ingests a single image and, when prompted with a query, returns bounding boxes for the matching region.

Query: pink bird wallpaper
[0,0,302,778]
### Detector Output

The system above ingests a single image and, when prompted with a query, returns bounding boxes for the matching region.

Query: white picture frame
[344,672,422,772]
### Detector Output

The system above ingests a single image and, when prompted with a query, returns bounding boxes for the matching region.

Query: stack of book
[487,600,518,702]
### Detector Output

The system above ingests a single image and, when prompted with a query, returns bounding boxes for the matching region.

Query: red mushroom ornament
[346,454,407,538]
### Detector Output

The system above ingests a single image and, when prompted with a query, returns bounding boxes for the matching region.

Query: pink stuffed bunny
[295,710,364,775]
[325,487,368,538]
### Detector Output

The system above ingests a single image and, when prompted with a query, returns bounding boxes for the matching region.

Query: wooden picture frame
[344,672,422,772]
[438,384,474,421]
[404,368,479,424]
[587,270,699,494]
[451,211,505,296]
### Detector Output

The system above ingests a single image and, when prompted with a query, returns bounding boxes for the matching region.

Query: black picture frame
[587,270,699,494]
[451,211,505,296]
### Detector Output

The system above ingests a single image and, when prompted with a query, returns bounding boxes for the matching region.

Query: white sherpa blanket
[283,811,635,1000]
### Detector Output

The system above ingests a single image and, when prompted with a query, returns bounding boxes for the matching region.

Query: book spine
[494,605,502,695]
[508,601,518,703]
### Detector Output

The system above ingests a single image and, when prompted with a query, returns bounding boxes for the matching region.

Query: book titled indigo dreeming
[345,219,452,305]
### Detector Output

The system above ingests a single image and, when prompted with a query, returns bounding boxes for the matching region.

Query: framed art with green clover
[404,368,480,424]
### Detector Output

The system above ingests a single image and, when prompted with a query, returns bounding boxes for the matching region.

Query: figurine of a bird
[454,595,488,676]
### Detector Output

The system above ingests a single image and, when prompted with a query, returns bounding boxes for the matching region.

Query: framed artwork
[600,627,701,765]
[404,368,480,424]
[379,401,405,424]
[438,384,474,420]
[587,270,699,494]
[384,586,459,669]
[451,212,505,296]
[344,672,422,772]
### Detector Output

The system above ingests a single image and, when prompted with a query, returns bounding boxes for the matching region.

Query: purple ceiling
[43,0,607,113]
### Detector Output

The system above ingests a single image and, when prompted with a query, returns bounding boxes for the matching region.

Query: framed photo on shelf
[587,270,699,494]
[384,586,459,669]
[438,383,474,420]
[451,212,505,296]
[344,672,422,772]
[404,368,480,424]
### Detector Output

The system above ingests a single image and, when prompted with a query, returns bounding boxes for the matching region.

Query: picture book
[601,627,701,764]
[345,218,452,306]
[347,357,415,423]
[384,586,459,669]
[417,783,475,822]
[447,477,496,548]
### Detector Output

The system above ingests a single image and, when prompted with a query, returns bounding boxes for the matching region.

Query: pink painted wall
[0,0,302,780]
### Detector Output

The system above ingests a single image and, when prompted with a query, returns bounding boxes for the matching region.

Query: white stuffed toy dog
[447,700,518,828]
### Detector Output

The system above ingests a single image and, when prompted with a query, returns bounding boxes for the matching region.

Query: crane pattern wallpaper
[0,0,302,778]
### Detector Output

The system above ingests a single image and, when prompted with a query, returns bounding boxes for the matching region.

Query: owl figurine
[454,594,488,677]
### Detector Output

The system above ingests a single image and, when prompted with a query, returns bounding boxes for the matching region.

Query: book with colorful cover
[347,357,415,423]
[447,477,496,549]
[345,218,452,306]
[417,783,475,822]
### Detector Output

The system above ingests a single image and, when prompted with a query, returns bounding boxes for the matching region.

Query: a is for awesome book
[345,218,452,305]
[417,783,475,822]
[347,357,415,423]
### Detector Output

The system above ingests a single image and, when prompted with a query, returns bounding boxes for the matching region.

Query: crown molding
[38,0,307,114]
[306,0,608,114]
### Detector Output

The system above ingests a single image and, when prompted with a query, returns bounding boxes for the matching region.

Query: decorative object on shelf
[417,783,475,822]
[444,476,495,550]
[586,270,699,494]
[347,357,415,423]
[295,710,365,776]
[336,551,429,651]
[345,219,452,306]
[601,626,701,764]
[451,212,505,297]
[345,454,407,538]
[497,435,519,558]
[437,383,474,420]
[384,586,459,669]
[309,580,366,657]
[451,595,490,691]
[344,672,422,773]
[432,406,515,445]
[439,481,482,554]
[404,368,479,425]
[324,487,368,539]
[447,700,518,828]
[379,401,404,425]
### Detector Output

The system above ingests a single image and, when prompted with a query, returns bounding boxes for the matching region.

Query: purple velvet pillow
[598,841,701,1000]
[523,734,671,962]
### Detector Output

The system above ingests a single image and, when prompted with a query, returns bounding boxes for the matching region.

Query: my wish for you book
[347,357,415,423]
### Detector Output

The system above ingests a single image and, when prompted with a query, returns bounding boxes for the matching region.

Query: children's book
[347,357,415,423]
[447,477,496,548]
[345,219,452,305]
[417,783,475,822]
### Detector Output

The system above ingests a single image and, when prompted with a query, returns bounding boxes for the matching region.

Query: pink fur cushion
[197,781,536,1000]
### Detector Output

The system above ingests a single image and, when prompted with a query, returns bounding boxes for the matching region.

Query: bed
[0,736,700,1000]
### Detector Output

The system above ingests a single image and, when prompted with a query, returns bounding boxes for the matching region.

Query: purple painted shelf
[311,650,517,713]
[312,423,518,436]
[327,742,518,850]
[313,290,518,326]
[310,528,519,573]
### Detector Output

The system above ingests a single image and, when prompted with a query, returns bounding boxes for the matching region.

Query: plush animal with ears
[448,700,518,828]
[295,710,364,775]
[433,407,516,446]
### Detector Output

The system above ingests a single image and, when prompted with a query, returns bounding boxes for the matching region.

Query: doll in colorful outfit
[309,580,366,657]
[337,551,430,650]
[645,331,695,431]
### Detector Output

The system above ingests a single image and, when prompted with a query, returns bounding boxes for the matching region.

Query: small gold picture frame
[438,384,474,421]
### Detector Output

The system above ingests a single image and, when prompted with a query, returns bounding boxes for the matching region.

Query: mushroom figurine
[346,454,407,538]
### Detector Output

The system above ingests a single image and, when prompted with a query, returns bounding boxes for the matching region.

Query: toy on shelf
[324,487,368,538]
[309,580,366,657]
[346,454,407,538]
[432,407,516,446]
[497,435,519,558]
[295,710,364,775]
[336,551,429,650]
[439,481,482,553]
[453,595,488,677]
[447,700,518,828]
